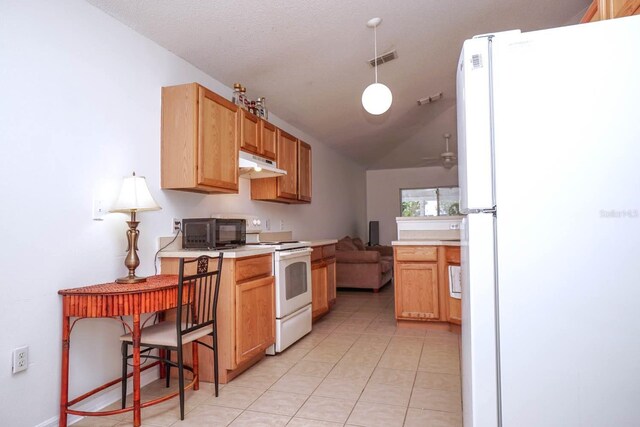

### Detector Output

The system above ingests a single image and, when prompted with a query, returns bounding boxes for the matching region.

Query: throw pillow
[336,236,357,251]
[352,237,366,251]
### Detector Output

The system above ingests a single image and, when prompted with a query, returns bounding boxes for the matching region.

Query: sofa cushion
[352,237,366,251]
[336,236,358,252]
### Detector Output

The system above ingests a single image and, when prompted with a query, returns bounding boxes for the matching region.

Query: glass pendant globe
[362,83,393,115]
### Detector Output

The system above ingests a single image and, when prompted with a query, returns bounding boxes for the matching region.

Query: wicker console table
[58,275,180,427]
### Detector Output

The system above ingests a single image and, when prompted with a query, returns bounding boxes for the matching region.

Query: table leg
[59,315,70,427]
[132,313,141,427]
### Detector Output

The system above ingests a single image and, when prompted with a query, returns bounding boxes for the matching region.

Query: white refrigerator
[457,15,640,427]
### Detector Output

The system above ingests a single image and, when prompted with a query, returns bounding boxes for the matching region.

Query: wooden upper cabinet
[277,129,298,200]
[260,120,277,161]
[250,128,300,202]
[161,83,239,193]
[297,140,312,203]
[581,0,640,22]
[240,109,260,155]
[240,109,277,161]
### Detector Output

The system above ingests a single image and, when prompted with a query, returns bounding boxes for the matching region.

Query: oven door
[275,248,312,318]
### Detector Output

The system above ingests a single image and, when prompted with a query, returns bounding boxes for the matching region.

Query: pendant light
[362,17,392,115]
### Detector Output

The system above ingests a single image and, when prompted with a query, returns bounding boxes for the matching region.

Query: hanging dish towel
[449,265,462,299]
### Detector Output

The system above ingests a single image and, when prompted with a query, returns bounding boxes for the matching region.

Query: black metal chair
[120,254,223,420]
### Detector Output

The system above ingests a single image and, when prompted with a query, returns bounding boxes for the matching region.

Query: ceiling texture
[87,0,590,170]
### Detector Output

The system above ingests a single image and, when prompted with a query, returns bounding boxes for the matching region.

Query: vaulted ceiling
[87,0,590,169]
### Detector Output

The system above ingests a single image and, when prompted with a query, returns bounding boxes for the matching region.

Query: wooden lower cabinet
[394,262,440,320]
[160,253,275,383]
[235,276,276,365]
[311,263,329,320]
[448,297,462,325]
[326,258,336,306]
[311,243,336,321]
[446,246,462,325]
[394,245,462,327]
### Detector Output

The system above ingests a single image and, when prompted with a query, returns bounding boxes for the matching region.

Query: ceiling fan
[421,133,457,169]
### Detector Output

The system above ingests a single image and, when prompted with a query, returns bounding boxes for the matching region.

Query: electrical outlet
[12,346,28,374]
[265,219,271,231]
[279,219,285,231]
[172,218,181,233]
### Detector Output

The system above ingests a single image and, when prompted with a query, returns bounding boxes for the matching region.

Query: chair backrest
[175,254,224,343]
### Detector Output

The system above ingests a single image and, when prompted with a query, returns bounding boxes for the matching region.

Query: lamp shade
[362,83,393,115]
[111,173,161,213]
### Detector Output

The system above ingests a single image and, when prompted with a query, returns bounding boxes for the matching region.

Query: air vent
[368,50,398,67]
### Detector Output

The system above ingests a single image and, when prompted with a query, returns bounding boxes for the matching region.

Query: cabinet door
[449,295,462,325]
[581,0,640,22]
[198,86,239,191]
[326,258,336,305]
[276,129,298,200]
[297,140,312,203]
[235,276,275,365]
[395,262,439,320]
[260,120,277,161]
[240,109,259,155]
[311,263,329,320]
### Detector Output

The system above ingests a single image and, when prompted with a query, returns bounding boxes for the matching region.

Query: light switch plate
[92,197,106,220]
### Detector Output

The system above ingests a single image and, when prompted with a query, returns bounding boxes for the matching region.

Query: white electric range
[247,240,312,354]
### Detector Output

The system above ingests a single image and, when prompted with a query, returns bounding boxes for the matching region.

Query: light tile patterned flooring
[76,285,462,427]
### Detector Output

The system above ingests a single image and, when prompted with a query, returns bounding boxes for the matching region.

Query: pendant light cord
[374,24,378,83]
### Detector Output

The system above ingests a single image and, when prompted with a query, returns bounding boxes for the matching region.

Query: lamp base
[116,275,147,284]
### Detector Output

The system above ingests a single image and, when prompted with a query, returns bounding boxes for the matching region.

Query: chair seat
[120,322,213,348]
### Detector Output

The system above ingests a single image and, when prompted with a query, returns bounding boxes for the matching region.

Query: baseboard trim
[36,368,160,427]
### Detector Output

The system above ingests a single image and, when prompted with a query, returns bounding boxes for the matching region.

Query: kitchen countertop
[307,239,338,247]
[158,246,275,259]
[392,240,461,247]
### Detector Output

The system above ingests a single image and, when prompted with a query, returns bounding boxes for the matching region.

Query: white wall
[366,166,458,245]
[0,1,366,425]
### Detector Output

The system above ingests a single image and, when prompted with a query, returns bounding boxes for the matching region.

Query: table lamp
[110,172,161,284]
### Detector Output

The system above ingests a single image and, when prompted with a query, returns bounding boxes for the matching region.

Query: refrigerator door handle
[462,206,497,215]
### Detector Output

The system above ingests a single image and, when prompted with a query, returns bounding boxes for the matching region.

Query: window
[400,187,460,217]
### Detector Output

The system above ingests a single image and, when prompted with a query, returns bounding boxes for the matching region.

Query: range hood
[238,151,287,179]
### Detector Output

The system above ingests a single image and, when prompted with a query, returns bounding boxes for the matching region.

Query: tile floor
[76,285,462,427]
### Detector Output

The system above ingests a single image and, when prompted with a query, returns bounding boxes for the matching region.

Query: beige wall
[366,166,459,245]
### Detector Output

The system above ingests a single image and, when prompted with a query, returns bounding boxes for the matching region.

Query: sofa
[336,236,394,292]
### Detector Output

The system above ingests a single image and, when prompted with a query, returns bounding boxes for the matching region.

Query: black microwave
[182,218,246,250]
